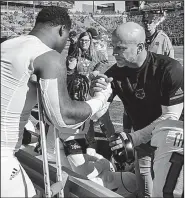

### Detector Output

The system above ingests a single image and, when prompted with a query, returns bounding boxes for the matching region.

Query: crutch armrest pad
[50,181,63,196]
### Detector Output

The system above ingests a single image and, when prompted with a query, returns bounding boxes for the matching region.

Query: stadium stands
[93,15,123,33]
[0,1,184,45]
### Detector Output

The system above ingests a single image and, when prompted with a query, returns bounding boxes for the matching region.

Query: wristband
[85,96,106,117]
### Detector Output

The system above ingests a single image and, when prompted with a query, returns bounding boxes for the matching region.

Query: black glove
[109,132,135,164]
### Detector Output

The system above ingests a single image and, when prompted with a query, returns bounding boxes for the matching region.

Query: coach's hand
[109,132,135,164]
[89,71,113,94]
[109,132,135,151]
[109,132,128,151]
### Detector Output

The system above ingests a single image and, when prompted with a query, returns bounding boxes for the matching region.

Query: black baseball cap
[142,12,155,24]
[87,28,100,40]
[69,31,77,37]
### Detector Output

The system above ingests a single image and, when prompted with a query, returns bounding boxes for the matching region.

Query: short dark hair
[36,6,71,30]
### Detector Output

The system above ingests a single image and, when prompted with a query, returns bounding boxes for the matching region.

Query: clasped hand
[89,71,113,97]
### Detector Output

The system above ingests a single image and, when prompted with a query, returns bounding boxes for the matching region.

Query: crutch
[31,74,63,197]
[53,127,64,197]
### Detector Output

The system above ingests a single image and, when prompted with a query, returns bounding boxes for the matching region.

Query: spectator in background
[67,31,108,76]
[142,11,174,58]
[87,28,108,60]
[68,30,78,56]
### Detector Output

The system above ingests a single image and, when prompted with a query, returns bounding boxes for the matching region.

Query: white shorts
[1,155,36,197]
[67,153,137,197]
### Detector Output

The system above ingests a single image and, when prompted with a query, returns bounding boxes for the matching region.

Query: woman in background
[66,31,109,77]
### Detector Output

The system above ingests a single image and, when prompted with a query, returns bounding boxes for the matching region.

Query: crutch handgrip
[50,181,63,197]
[30,74,38,83]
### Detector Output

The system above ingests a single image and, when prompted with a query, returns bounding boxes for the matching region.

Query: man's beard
[116,57,136,67]
[124,56,136,65]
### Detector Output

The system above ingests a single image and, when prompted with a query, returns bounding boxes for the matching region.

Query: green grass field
[62,45,183,133]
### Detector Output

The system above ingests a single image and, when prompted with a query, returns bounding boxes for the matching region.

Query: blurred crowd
[1,4,184,46]
[126,12,184,46]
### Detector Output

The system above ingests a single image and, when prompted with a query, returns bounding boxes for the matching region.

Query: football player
[1,7,112,197]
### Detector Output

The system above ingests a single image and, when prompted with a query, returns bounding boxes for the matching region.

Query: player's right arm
[33,50,112,130]
[90,72,116,138]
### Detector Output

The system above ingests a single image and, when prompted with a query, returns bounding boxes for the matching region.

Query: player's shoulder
[43,50,63,62]
[35,50,64,68]
[34,50,66,78]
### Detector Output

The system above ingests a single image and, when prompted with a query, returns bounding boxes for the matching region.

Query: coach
[91,22,183,197]
[123,11,176,134]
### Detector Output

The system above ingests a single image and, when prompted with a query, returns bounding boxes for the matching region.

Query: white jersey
[151,120,184,197]
[1,35,52,157]
[1,35,52,197]
[147,30,174,58]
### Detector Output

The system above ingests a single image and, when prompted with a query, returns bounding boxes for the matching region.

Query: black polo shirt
[106,52,183,131]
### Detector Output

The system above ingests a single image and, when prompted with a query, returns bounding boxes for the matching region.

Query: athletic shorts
[1,155,36,197]
[67,153,137,197]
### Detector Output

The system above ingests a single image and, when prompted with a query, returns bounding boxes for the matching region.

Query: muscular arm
[33,51,110,129]
[130,103,183,146]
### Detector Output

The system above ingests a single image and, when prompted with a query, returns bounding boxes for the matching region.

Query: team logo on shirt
[135,89,145,99]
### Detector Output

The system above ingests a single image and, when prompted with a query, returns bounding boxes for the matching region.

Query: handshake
[88,71,113,120]
[89,71,113,100]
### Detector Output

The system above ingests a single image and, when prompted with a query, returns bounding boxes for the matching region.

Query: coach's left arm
[110,59,184,151]
[130,59,184,147]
